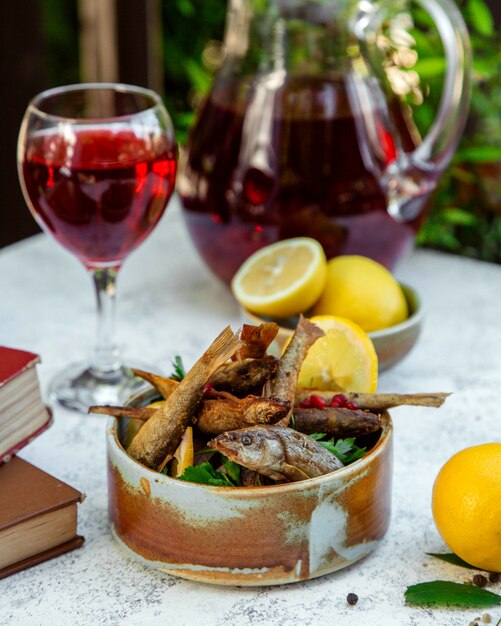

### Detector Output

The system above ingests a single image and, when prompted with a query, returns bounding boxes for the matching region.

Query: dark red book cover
[0,346,50,464]
[0,346,39,387]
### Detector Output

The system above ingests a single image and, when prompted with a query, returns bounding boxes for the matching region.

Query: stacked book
[0,347,84,578]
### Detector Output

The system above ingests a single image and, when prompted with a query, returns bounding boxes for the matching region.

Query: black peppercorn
[488,572,499,583]
[473,574,488,588]
[347,593,358,605]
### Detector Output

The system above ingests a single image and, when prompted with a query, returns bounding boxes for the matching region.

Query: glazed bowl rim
[106,387,393,496]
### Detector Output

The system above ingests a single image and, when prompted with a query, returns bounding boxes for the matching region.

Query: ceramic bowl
[107,387,393,586]
[241,283,423,372]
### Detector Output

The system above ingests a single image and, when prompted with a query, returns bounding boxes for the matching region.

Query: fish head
[210,427,284,474]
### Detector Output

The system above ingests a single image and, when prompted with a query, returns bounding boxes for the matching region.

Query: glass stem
[89,267,122,377]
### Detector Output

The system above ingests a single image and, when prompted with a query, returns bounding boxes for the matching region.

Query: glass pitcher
[178,0,471,284]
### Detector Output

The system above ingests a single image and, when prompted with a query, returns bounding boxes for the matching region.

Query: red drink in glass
[22,128,177,269]
[17,83,178,412]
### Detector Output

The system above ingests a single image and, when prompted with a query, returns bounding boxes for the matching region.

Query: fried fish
[293,407,382,438]
[210,355,279,396]
[294,390,450,410]
[235,322,279,360]
[130,369,178,399]
[196,390,290,434]
[127,326,241,469]
[268,316,324,425]
[210,425,343,482]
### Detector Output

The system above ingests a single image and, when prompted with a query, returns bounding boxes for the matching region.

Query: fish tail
[202,326,242,375]
[131,368,178,399]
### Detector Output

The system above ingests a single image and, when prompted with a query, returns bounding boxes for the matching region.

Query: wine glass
[17,83,177,412]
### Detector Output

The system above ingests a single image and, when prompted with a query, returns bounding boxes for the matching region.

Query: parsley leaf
[177,455,242,487]
[316,436,367,464]
[170,355,186,382]
[178,462,234,486]
[223,458,242,486]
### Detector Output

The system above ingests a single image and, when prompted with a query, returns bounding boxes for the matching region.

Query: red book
[0,346,52,464]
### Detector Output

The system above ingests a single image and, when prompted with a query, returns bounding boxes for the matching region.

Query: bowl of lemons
[232,238,423,373]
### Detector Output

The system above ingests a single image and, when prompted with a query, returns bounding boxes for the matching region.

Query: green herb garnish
[310,434,367,464]
[222,458,242,486]
[178,462,235,487]
[426,552,478,570]
[170,355,186,381]
[178,455,242,487]
[404,581,501,608]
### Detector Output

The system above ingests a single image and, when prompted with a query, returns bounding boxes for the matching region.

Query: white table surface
[1,196,500,626]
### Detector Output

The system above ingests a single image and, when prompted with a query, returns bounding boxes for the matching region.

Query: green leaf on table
[426,552,478,570]
[178,462,235,487]
[170,355,186,382]
[405,581,501,608]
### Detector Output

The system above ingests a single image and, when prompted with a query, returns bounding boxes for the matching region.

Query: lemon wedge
[296,315,378,392]
[231,238,327,318]
[171,427,194,477]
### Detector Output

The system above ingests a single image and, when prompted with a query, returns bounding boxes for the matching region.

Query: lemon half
[295,315,378,392]
[231,238,327,318]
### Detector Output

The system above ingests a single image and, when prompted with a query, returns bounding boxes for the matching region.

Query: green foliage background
[41,0,501,262]
[410,0,501,262]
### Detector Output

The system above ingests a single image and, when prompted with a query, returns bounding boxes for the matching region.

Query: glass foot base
[49,360,158,413]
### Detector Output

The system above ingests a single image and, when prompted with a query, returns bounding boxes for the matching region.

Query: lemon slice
[171,427,195,477]
[231,238,327,318]
[296,315,378,392]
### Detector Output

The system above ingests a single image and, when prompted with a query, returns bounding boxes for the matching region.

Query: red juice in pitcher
[179,75,425,284]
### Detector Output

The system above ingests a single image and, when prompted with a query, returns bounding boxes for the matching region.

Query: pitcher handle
[351,0,472,221]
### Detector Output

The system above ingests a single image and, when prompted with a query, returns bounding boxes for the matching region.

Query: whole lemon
[311,255,408,332]
[432,443,501,572]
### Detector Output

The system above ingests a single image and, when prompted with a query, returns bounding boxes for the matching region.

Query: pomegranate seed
[345,402,358,410]
[308,395,327,409]
[330,394,347,407]
[203,383,213,395]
